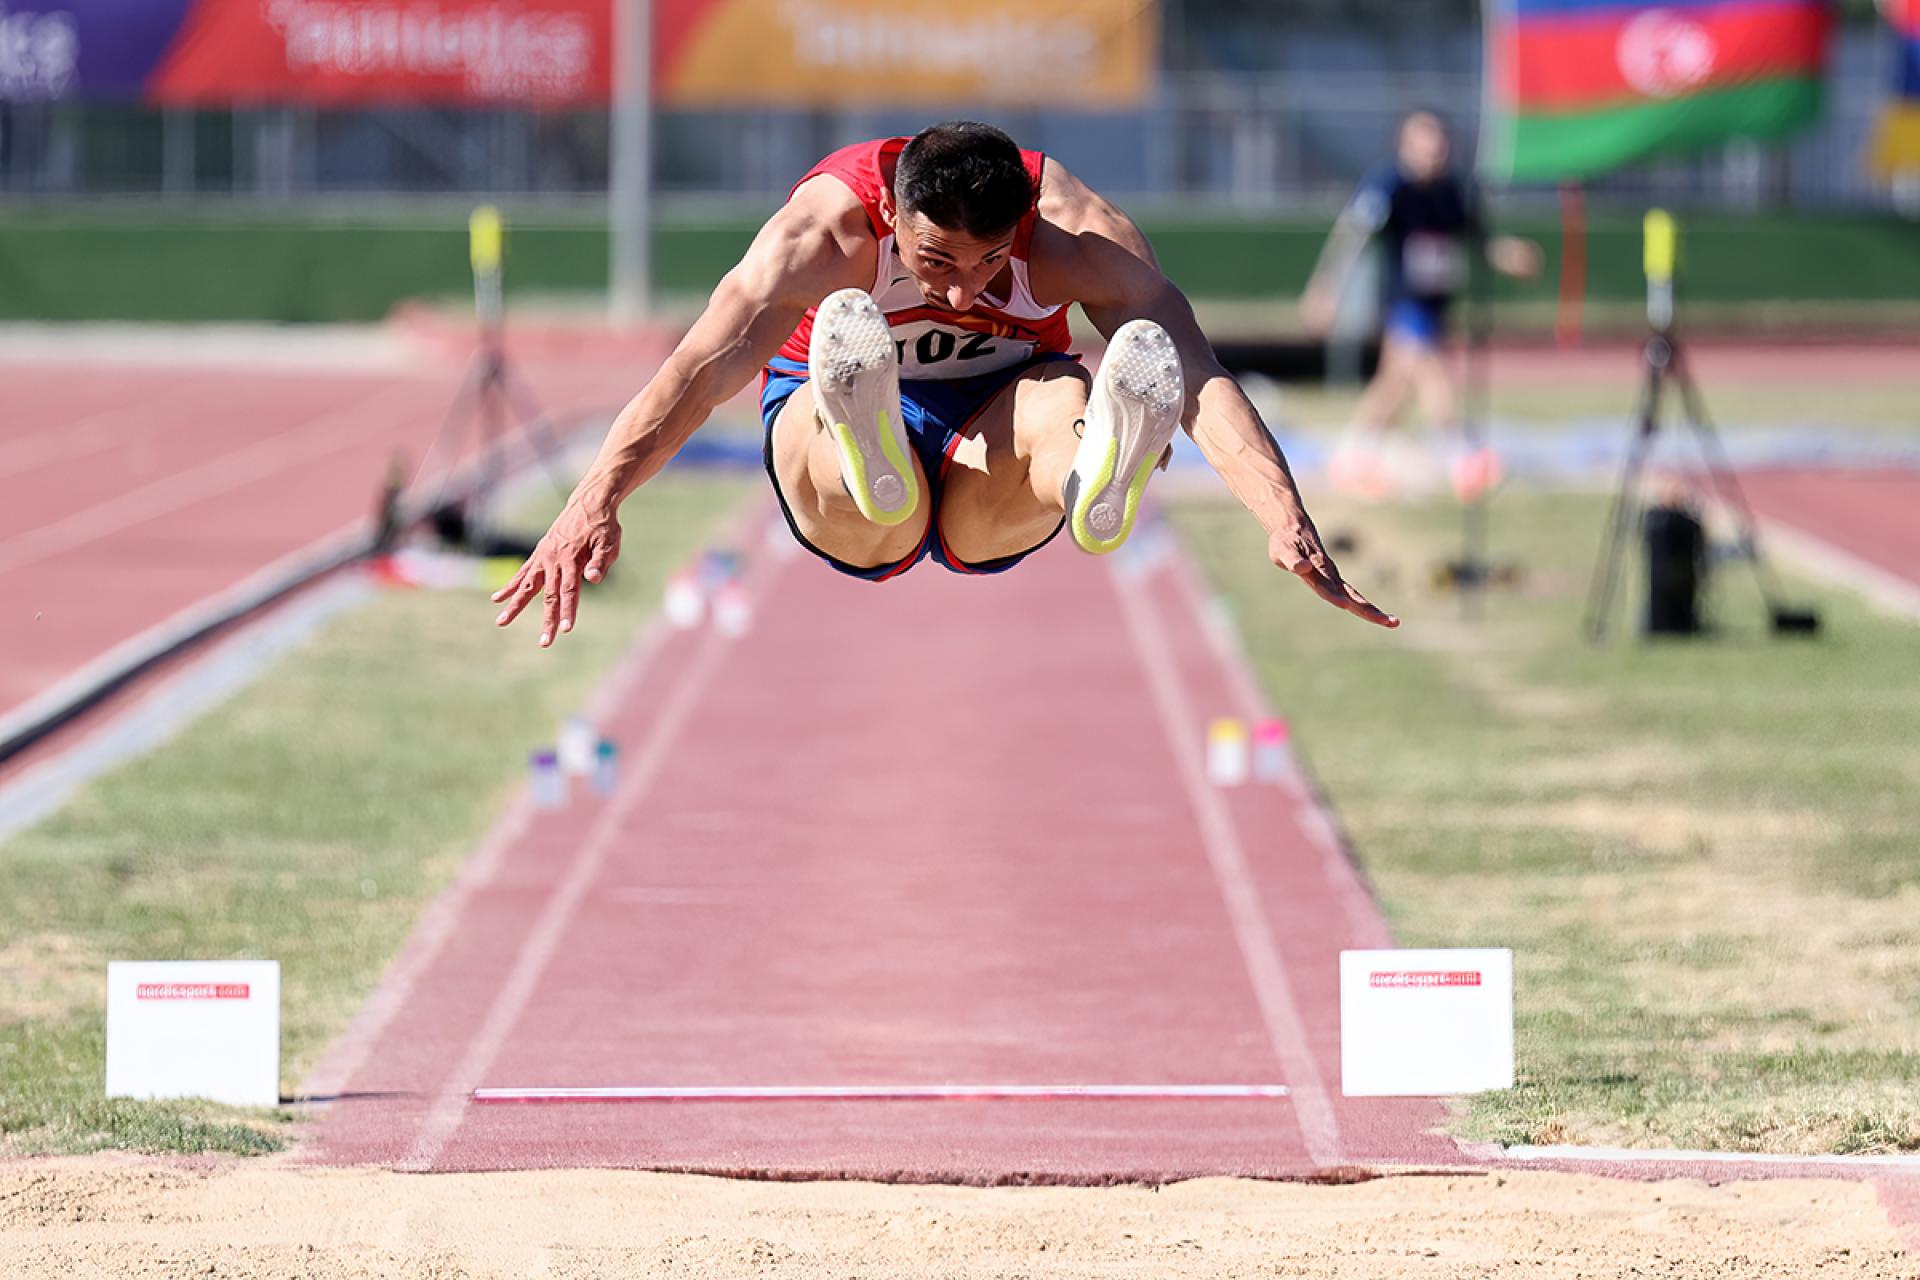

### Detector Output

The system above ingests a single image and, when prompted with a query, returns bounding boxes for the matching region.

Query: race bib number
[1403,233,1464,296]
[889,320,1033,380]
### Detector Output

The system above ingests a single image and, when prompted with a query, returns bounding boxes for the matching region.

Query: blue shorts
[1384,295,1451,349]
[760,352,1077,582]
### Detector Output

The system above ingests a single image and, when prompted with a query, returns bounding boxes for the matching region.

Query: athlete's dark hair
[892,121,1034,242]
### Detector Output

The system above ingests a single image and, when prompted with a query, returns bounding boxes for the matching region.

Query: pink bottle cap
[1252,717,1290,745]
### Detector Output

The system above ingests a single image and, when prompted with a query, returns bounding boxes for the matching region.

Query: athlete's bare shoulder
[1029,157,1164,309]
[730,175,875,307]
[1034,157,1159,268]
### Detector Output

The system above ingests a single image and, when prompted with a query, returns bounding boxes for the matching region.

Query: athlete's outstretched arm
[493,186,870,645]
[1032,208,1396,630]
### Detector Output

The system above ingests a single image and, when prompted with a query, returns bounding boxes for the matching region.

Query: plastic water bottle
[558,715,596,776]
[663,570,705,629]
[1252,717,1295,784]
[529,748,566,809]
[1205,718,1249,787]
[591,739,619,797]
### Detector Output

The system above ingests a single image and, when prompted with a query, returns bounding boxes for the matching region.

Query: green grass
[0,473,750,1155]
[1173,488,1920,1153]
[1267,377,1920,436]
[5,206,1920,323]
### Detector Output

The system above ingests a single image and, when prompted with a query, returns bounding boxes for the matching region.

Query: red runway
[306,528,1451,1181]
[1737,467,1920,589]
[0,339,649,753]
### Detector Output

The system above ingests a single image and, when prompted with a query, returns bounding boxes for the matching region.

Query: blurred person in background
[496,121,1397,646]
[1301,109,1542,502]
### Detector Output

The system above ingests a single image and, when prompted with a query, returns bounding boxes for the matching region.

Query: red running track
[305,524,1453,1181]
[1737,467,1920,589]
[0,347,647,745]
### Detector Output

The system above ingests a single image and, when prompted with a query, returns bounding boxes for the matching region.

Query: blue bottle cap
[596,739,618,759]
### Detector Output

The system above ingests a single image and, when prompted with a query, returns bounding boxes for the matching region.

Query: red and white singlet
[775,137,1074,382]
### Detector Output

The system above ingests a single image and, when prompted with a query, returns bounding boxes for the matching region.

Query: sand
[0,1154,1908,1278]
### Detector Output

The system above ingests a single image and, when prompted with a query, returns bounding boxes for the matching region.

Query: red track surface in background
[0,347,648,745]
[307,535,1452,1180]
[1737,468,1920,587]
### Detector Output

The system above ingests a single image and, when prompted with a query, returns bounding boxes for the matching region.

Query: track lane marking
[398,534,788,1172]
[472,1083,1293,1104]
[1161,546,1394,950]
[1108,559,1344,1168]
[300,502,773,1112]
[0,384,430,576]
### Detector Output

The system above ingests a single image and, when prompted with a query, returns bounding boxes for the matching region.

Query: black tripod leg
[501,363,582,498]
[1669,355,1793,615]
[1585,361,1665,641]
[414,357,489,521]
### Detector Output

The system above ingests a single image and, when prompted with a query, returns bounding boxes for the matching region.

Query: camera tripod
[1582,330,1818,641]
[375,207,574,555]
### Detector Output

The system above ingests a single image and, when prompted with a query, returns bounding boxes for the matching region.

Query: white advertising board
[1340,949,1513,1097]
[105,961,281,1108]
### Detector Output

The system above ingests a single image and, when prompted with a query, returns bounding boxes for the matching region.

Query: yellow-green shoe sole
[1068,437,1158,556]
[831,411,919,526]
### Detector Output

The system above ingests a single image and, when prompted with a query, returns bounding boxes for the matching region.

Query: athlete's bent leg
[939,361,1090,565]
[770,381,930,570]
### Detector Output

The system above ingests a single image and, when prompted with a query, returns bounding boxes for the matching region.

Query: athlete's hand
[491,498,623,647]
[1489,234,1544,280]
[1269,522,1398,629]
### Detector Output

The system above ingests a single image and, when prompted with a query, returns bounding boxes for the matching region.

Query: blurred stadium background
[1,0,1916,326]
[4,2,1920,1257]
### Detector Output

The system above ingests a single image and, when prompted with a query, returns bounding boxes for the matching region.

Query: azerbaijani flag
[1481,0,1832,182]
[1872,0,1920,175]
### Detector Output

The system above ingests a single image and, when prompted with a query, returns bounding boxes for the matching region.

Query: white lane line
[473,1083,1293,1104]
[0,383,427,576]
[0,575,372,845]
[299,501,771,1110]
[1109,560,1344,1169]
[398,539,786,1172]
[1757,516,1920,624]
[0,399,178,479]
[1160,547,1394,952]
[1506,1144,1920,1171]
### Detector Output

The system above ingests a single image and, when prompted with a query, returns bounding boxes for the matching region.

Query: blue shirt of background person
[1344,160,1482,348]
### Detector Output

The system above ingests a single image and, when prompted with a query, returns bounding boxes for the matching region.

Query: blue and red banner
[0,0,610,106]
[0,0,1155,108]
[1481,0,1833,182]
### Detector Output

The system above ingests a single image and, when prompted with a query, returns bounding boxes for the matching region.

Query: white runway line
[473,1083,1294,1104]
[1109,560,1344,1169]
[397,529,789,1172]
[1757,517,1920,623]
[1161,546,1394,952]
[299,503,769,1111]
[1506,1144,1920,1172]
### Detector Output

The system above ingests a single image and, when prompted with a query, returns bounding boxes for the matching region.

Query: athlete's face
[1398,114,1451,183]
[885,201,1016,313]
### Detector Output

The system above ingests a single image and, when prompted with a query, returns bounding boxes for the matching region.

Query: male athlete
[1301,109,1540,501]
[494,122,1395,644]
